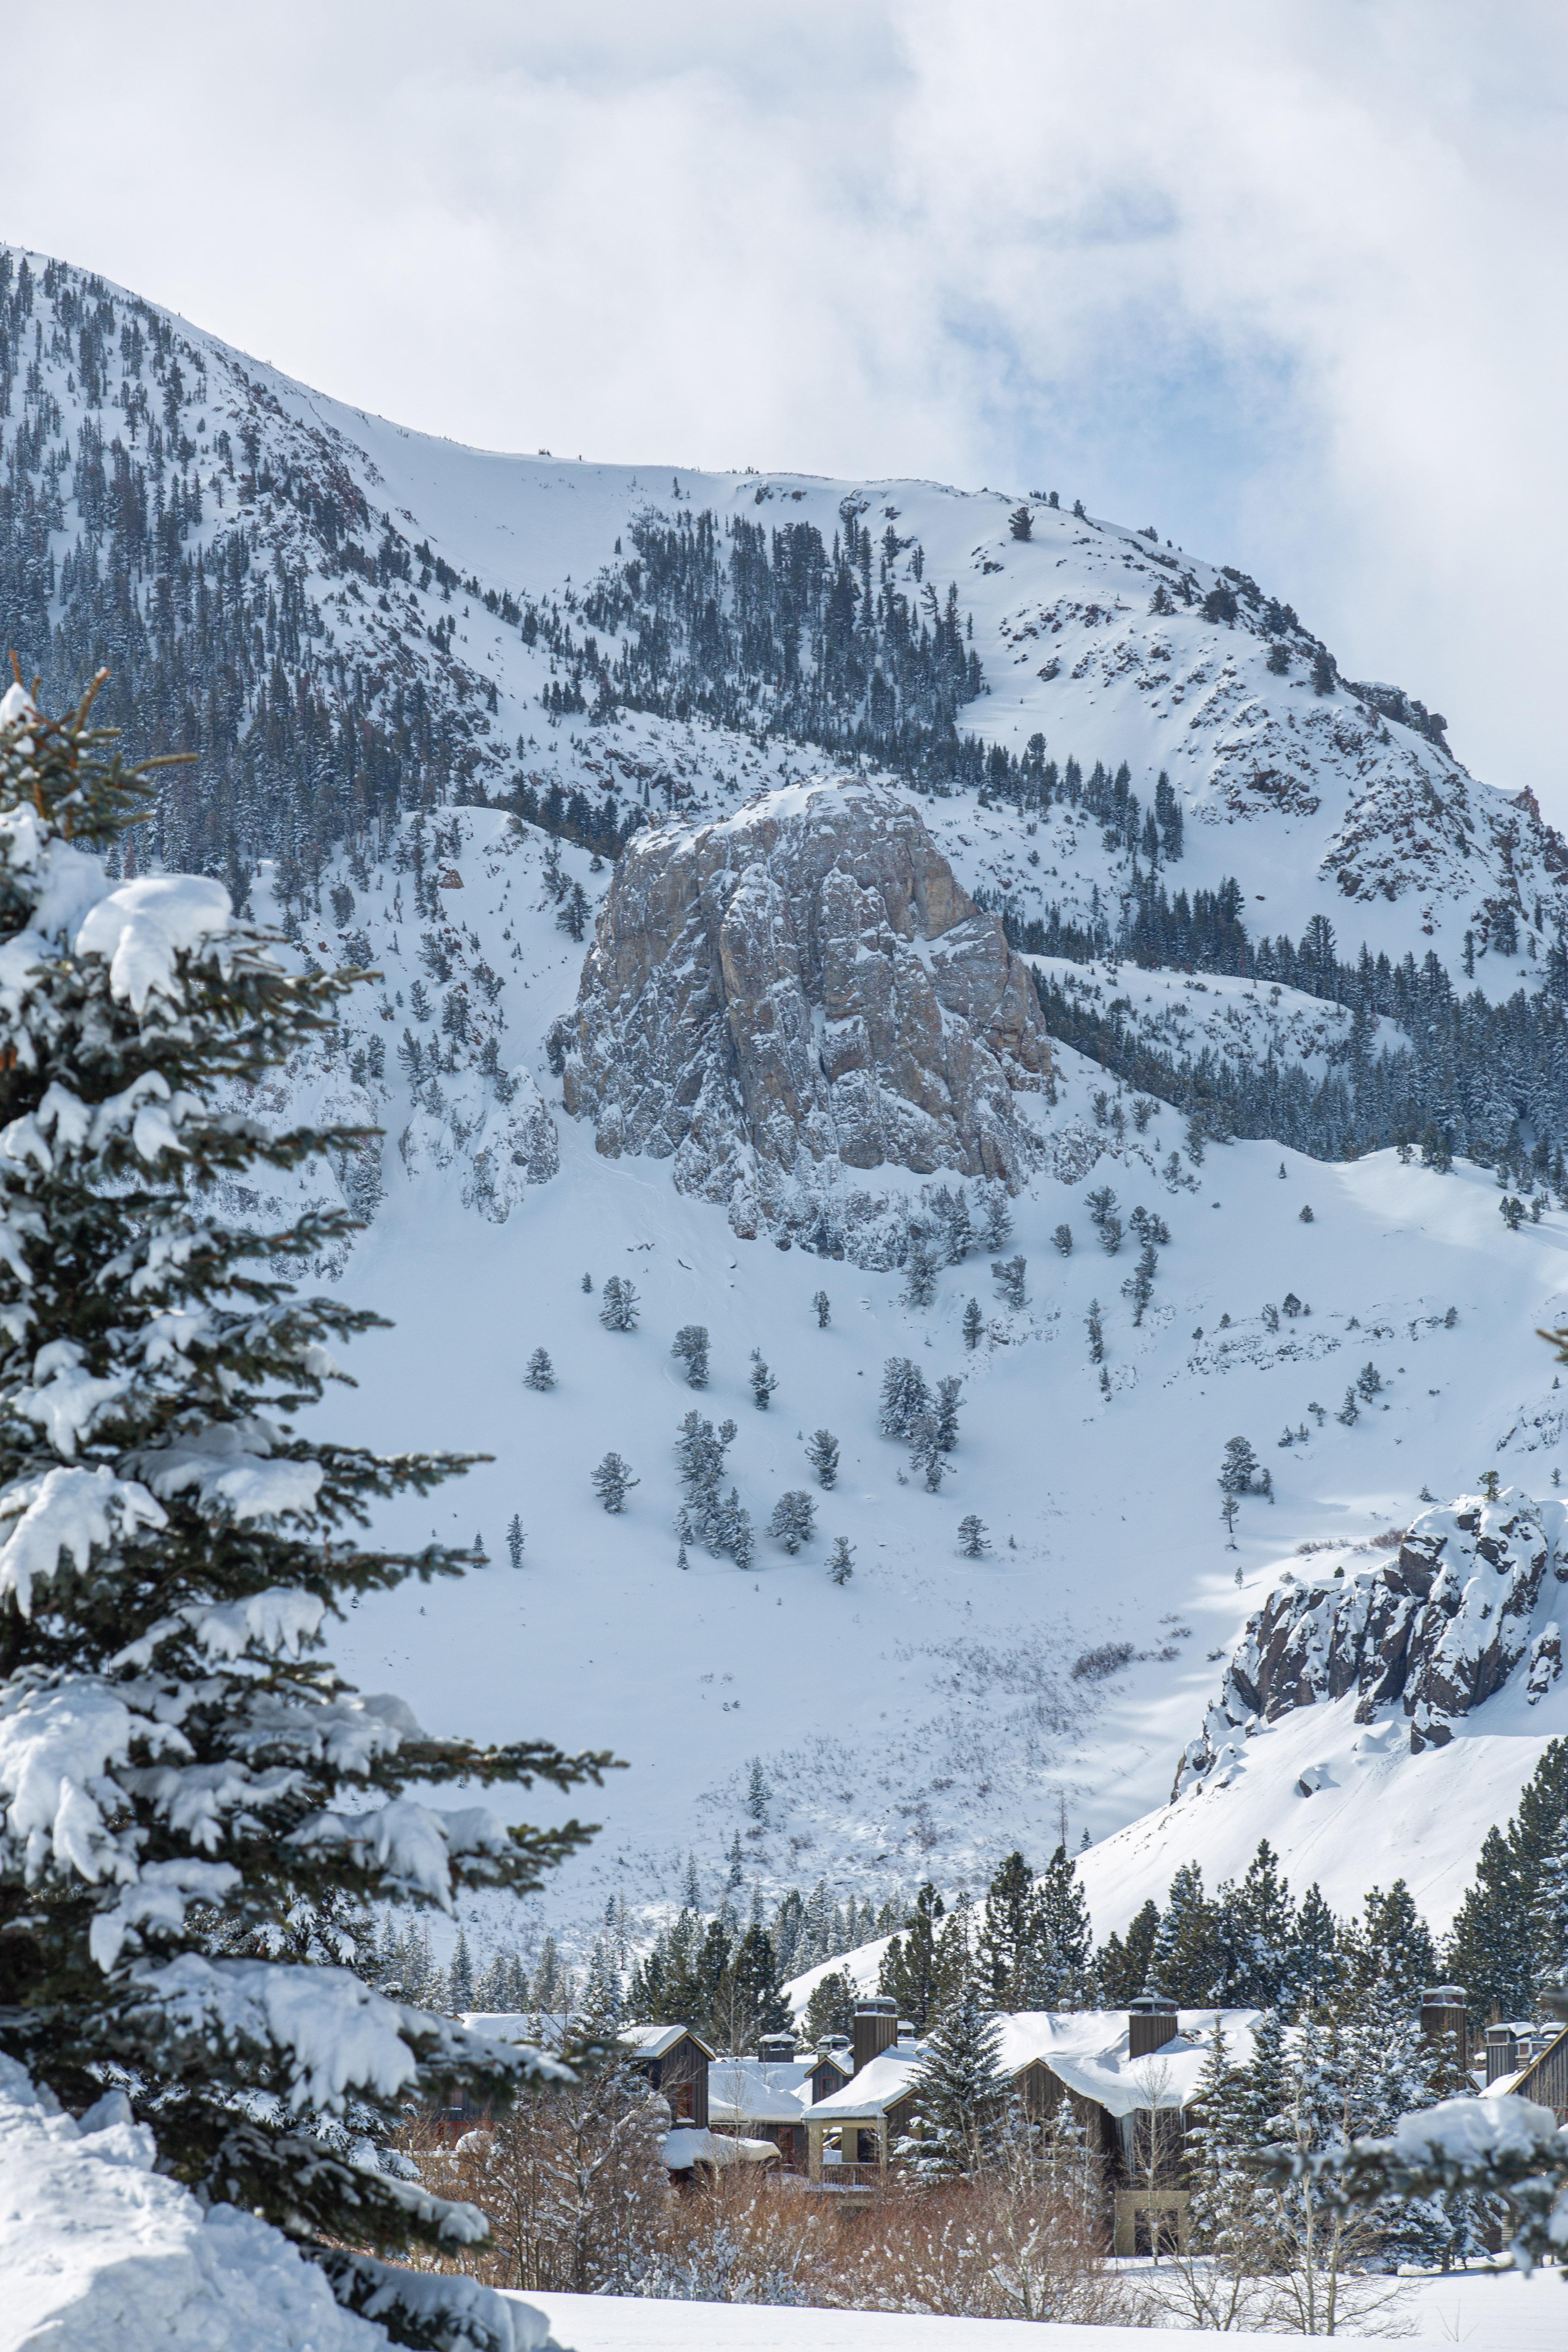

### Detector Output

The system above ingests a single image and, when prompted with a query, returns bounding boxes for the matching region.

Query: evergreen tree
[505,1512,526,1570]
[827,1536,855,1584]
[806,1428,839,1487]
[801,1967,857,2045]
[957,1513,989,1558]
[767,1489,816,1554]
[878,1356,929,1439]
[962,1297,984,1350]
[991,1254,1028,1310]
[598,1275,639,1331]
[670,1324,709,1387]
[933,1374,963,1452]
[523,1346,555,1390]
[1034,1845,1093,2005]
[1096,1899,1160,2005]
[1052,1223,1073,1256]
[591,1450,638,1511]
[1086,1299,1104,1363]
[980,1190,1012,1250]
[908,1407,953,1493]
[1282,1883,1340,2019]
[748,1348,778,1409]
[901,1977,1009,2176]
[448,1927,475,2014]
[879,1882,947,2029]
[1152,1862,1223,2002]
[1341,1880,1437,2004]
[0,684,613,2347]
[812,1289,831,1329]
[903,1238,938,1309]
[1215,1840,1296,2006]
[977,1851,1037,2007]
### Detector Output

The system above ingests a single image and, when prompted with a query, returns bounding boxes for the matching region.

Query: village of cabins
[443,1991,1568,2254]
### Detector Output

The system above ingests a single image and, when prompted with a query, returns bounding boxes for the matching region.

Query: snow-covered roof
[808,2048,926,2119]
[993,2008,1264,2118]
[807,2010,1260,2122]
[707,2063,811,2127]
[621,2022,715,2062]
[459,2011,566,2047]
[661,2127,779,2170]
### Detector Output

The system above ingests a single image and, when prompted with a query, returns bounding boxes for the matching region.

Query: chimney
[1483,2023,1520,2084]
[852,1997,899,2075]
[1420,1984,1469,2075]
[757,2033,796,2065]
[1127,1991,1179,2060]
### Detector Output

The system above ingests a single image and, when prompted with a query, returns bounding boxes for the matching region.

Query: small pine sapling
[524,1346,556,1391]
[671,1323,710,1387]
[1262,1302,1279,1333]
[981,1189,1013,1250]
[1337,1387,1360,1427]
[749,1348,779,1409]
[991,1254,1028,1311]
[957,1514,989,1559]
[768,1490,817,1554]
[962,1298,984,1351]
[1052,1223,1073,1257]
[1299,1203,1315,1223]
[591,1451,639,1511]
[598,1276,640,1331]
[506,1514,526,1569]
[812,1288,831,1328]
[582,1271,593,1292]
[904,1239,939,1310]
[1356,1360,1384,1401]
[1086,1299,1104,1364]
[806,1429,840,1488]
[827,1537,855,1585]
[1099,1367,1112,1398]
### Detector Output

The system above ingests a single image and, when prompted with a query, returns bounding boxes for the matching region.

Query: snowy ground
[520,2270,1564,2351]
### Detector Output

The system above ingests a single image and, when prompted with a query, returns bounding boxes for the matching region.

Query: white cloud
[9,1,1568,800]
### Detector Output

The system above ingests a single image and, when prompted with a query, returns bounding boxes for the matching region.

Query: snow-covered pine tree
[1052,1223,1073,1256]
[826,1536,855,1584]
[767,1489,816,1554]
[934,1374,963,1452]
[957,1513,988,1558]
[812,1289,831,1329]
[991,1254,1028,1310]
[899,1976,1009,2177]
[0,683,612,2348]
[1033,1845,1093,2005]
[805,1427,839,1487]
[505,1512,526,1570]
[748,1347,778,1409]
[962,1298,983,1351]
[523,1346,555,1391]
[448,1928,476,2014]
[1085,1298,1104,1363]
[670,1324,709,1387]
[903,1237,938,1309]
[591,1451,638,1511]
[878,1356,929,1439]
[980,1189,1012,1251]
[598,1276,639,1331]
[908,1407,953,1493]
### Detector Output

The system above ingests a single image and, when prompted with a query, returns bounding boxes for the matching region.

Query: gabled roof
[994,2007,1264,2118]
[809,2048,926,2119]
[620,2020,716,2062]
[707,2062,811,2127]
[662,2126,779,2170]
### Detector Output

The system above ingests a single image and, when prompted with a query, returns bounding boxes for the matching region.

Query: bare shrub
[1071,1641,1135,1683]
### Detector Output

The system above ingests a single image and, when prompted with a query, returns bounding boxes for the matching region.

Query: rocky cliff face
[548,779,1052,1238]
[1178,1489,1568,1791]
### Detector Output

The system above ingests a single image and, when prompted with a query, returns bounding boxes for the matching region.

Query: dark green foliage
[0,686,614,2349]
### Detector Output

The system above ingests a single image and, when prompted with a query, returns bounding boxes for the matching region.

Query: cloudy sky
[9,3,1566,803]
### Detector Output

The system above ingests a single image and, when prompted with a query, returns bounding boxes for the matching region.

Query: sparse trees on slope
[0,684,613,2351]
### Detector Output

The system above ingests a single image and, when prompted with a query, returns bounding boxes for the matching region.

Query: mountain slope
[5,242,1568,1972]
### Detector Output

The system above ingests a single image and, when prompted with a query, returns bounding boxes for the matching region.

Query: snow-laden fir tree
[597,1276,639,1331]
[1052,1223,1072,1256]
[0,683,613,2349]
[903,1238,938,1310]
[805,1427,838,1488]
[591,1451,638,1512]
[767,1489,816,1554]
[898,1975,1009,2177]
[879,1356,929,1439]
[957,1513,988,1558]
[505,1513,525,1570]
[811,1289,831,1329]
[962,1297,983,1351]
[991,1254,1028,1310]
[748,1348,777,1409]
[826,1536,855,1584]
[522,1345,555,1391]
[670,1324,708,1388]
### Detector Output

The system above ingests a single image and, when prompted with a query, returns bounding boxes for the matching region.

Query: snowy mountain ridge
[5,242,1568,1976]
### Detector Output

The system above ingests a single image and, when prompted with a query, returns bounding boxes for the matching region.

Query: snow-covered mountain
[6,241,1568,1975]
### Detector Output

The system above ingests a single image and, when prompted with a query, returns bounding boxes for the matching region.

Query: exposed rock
[1175,1489,1568,1790]
[549,779,1052,1236]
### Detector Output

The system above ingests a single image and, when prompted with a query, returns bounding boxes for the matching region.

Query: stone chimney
[1127,1991,1179,2060]
[1419,1985,1469,2075]
[852,1997,899,2076]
